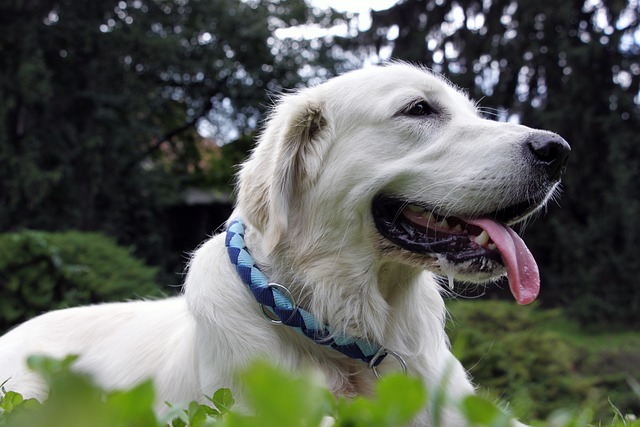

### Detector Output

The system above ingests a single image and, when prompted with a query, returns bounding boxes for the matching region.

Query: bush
[0,230,163,333]
[446,300,638,421]
[583,349,640,420]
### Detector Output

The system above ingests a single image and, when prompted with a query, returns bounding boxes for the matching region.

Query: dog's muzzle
[372,196,542,305]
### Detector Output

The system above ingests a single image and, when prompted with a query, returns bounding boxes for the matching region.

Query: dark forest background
[1,0,639,326]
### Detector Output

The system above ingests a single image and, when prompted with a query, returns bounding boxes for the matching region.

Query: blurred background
[0,0,639,420]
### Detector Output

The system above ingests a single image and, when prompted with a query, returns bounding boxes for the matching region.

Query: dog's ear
[237,91,327,254]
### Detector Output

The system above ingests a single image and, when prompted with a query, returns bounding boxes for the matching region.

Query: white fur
[0,64,554,426]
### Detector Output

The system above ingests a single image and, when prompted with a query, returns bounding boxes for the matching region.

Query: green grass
[446,301,640,423]
[529,307,640,349]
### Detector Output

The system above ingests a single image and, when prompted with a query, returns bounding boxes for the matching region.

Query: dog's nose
[526,132,571,180]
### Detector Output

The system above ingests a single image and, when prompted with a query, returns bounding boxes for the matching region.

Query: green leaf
[104,380,157,424]
[376,374,427,424]
[211,388,234,414]
[0,391,24,414]
[335,374,426,427]
[163,401,190,426]
[26,354,79,376]
[171,418,187,427]
[186,401,209,427]
[461,395,511,427]
[238,360,333,427]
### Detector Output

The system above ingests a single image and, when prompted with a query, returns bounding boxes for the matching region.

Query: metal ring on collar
[368,347,407,379]
[260,282,297,325]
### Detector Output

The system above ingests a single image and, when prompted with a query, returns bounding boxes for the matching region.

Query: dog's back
[0,297,199,409]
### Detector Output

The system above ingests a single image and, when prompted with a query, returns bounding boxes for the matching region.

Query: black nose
[526,132,571,180]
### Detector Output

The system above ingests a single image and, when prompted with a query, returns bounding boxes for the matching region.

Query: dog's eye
[405,101,435,117]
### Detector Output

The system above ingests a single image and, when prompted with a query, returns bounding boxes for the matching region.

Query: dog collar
[225,218,406,373]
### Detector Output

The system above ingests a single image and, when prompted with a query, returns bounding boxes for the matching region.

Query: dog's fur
[0,64,567,426]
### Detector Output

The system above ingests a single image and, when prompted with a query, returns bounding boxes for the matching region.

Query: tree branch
[121,89,219,175]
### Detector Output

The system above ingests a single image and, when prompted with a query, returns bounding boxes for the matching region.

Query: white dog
[0,63,569,426]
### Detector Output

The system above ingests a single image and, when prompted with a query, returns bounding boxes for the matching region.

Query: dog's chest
[327,362,376,398]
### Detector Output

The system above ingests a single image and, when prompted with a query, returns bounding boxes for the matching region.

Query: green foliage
[199,133,256,194]
[447,300,640,421]
[336,374,427,426]
[165,387,234,427]
[1,355,157,427]
[0,356,429,427]
[0,230,162,333]
[0,0,347,267]
[1,355,639,427]
[223,360,332,427]
[461,395,513,427]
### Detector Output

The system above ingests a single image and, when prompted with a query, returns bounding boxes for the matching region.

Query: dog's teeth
[474,230,489,246]
[420,211,435,222]
[407,204,425,213]
[438,218,450,229]
[453,224,463,232]
[488,243,497,250]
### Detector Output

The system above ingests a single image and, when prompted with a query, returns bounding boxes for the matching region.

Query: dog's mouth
[372,196,540,305]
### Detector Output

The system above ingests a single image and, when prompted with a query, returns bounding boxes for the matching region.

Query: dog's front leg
[407,350,530,427]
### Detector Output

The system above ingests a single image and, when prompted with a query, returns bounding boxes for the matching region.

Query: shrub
[583,349,640,419]
[449,301,640,419]
[0,230,163,333]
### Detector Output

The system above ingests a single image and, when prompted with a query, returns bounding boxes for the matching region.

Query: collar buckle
[260,282,298,324]
[368,347,408,379]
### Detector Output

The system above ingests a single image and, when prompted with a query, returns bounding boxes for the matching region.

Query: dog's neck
[237,216,441,358]
[226,217,396,367]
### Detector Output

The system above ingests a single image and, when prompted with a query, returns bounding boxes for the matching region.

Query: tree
[0,0,346,267]
[359,0,640,324]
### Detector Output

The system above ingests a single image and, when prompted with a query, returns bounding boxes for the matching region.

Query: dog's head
[237,63,569,305]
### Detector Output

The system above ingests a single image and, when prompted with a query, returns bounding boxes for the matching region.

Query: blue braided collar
[225,218,392,369]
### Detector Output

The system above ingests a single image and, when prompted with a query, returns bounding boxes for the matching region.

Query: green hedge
[0,230,163,333]
[446,300,640,421]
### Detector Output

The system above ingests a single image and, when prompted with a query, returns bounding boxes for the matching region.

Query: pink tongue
[467,219,540,305]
